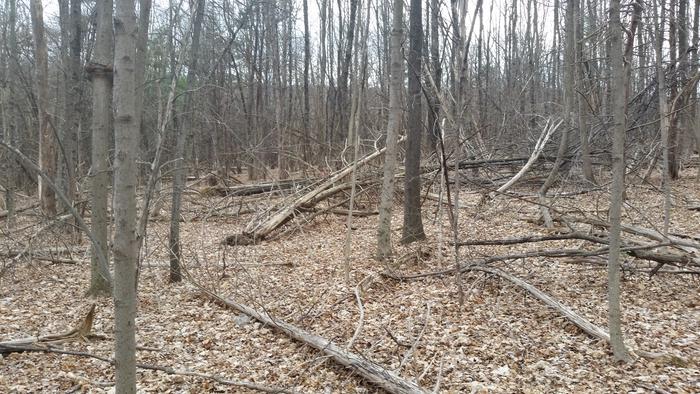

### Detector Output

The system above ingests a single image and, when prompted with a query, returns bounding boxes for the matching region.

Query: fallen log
[227,140,404,245]
[198,287,428,394]
[390,236,687,280]
[201,178,311,197]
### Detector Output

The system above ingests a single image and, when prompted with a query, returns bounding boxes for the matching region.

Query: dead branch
[0,305,96,352]
[494,118,562,195]
[197,287,429,393]
[397,303,431,373]
[347,274,375,350]
[0,203,39,219]
[201,178,312,197]
[225,142,401,245]
[464,265,687,364]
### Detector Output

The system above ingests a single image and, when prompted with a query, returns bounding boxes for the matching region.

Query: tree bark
[401,0,426,244]
[29,0,56,217]
[376,0,404,260]
[112,0,140,388]
[169,0,206,283]
[607,0,632,363]
[85,0,114,296]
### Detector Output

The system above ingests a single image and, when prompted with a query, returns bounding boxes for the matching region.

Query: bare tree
[607,0,632,363]
[377,0,404,260]
[112,0,140,388]
[85,0,114,296]
[29,0,56,217]
[401,0,425,244]
[169,0,206,283]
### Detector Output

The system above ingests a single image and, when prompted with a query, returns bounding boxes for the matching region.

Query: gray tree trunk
[169,0,206,283]
[607,0,632,363]
[29,0,56,217]
[376,0,404,260]
[85,0,114,296]
[401,0,426,244]
[112,0,140,388]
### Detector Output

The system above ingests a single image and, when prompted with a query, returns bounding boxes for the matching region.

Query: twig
[347,274,375,350]
[397,303,431,373]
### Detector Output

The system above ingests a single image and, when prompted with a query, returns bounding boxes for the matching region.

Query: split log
[199,288,428,394]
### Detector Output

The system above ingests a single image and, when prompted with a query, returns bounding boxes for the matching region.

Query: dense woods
[0,0,699,392]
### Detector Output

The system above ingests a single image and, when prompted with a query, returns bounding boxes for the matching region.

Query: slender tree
[169,0,206,283]
[29,0,56,217]
[377,0,404,260]
[401,0,425,244]
[112,0,140,388]
[607,0,632,363]
[85,0,114,296]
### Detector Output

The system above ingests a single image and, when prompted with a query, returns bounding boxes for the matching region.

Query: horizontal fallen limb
[463,265,686,363]
[230,140,403,244]
[201,178,313,197]
[0,203,39,219]
[197,287,428,394]
[387,240,682,280]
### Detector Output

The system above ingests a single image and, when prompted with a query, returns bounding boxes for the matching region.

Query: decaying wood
[201,178,311,197]
[225,142,402,245]
[494,119,562,195]
[199,287,429,394]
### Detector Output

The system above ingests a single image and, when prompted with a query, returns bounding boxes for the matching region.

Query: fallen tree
[197,286,428,394]
[201,178,312,198]
[225,140,403,245]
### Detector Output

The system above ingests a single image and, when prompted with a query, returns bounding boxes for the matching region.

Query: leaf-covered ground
[1,171,699,393]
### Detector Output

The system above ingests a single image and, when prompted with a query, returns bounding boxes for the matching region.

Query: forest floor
[0,169,699,393]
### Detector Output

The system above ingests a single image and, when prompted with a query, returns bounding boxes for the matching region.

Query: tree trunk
[29,0,57,217]
[377,0,404,260]
[169,0,206,283]
[85,0,114,296]
[401,0,426,244]
[113,0,140,388]
[607,0,632,363]
[135,0,153,183]
[575,0,595,183]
